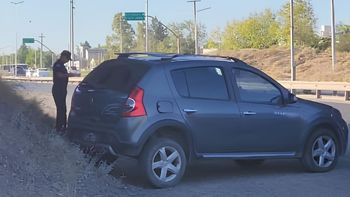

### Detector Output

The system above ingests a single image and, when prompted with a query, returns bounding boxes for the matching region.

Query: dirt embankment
[208,47,350,82]
[0,80,139,196]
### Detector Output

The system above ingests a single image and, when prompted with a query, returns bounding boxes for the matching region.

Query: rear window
[83,59,150,93]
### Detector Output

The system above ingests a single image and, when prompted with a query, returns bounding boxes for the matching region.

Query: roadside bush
[337,33,350,52]
[311,37,331,53]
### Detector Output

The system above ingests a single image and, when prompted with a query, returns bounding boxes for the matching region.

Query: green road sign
[23,38,35,44]
[124,12,145,21]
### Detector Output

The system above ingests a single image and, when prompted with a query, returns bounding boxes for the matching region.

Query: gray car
[67,53,348,188]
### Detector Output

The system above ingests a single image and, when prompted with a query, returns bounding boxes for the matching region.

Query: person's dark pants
[52,87,67,130]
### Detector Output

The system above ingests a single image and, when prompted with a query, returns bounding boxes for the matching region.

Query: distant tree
[105,12,135,58]
[205,27,223,49]
[133,17,181,53]
[337,24,350,35]
[134,22,146,52]
[150,17,168,42]
[222,9,280,49]
[24,48,40,68]
[337,33,350,52]
[42,51,54,68]
[17,44,29,64]
[25,48,36,68]
[132,20,206,54]
[168,20,206,54]
[148,17,171,52]
[278,0,317,47]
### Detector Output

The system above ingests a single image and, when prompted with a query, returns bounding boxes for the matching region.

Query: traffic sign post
[124,12,145,21]
[22,38,35,44]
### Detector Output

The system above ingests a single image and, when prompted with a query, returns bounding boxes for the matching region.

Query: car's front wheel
[301,128,339,172]
[140,137,187,188]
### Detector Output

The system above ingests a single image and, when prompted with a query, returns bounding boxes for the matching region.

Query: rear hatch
[69,58,150,128]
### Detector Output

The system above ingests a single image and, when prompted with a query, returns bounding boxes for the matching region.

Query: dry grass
[207,47,350,82]
[0,79,133,196]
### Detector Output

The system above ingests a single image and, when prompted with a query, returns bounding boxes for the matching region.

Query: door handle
[87,89,96,92]
[183,109,197,113]
[243,111,257,115]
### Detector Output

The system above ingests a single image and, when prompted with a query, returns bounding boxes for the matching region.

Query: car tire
[140,137,187,188]
[235,159,265,167]
[301,128,339,172]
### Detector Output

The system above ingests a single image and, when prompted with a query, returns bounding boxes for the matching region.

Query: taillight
[123,87,146,117]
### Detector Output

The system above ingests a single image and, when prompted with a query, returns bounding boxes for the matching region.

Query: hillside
[206,47,350,82]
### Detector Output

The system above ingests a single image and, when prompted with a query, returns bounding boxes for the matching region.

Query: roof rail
[191,54,244,63]
[116,52,177,59]
[116,53,245,64]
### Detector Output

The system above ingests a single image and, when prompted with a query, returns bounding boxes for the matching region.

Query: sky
[0,0,349,54]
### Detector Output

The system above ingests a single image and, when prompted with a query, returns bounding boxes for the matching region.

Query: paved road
[12,82,350,196]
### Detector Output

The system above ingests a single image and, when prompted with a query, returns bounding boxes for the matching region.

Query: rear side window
[172,67,229,100]
[83,59,150,93]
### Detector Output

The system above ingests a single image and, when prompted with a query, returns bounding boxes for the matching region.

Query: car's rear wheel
[140,137,187,188]
[301,128,339,172]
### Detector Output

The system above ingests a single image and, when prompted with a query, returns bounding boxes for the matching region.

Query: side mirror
[288,93,298,103]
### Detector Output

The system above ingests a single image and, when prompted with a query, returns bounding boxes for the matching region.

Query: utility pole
[11,1,24,76]
[331,0,336,71]
[290,0,296,81]
[34,49,36,69]
[70,0,75,68]
[120,16,123,53]
[69,0,72,67]
[145,0,149,52]
[188,0,201,54]
[39,33,44,68]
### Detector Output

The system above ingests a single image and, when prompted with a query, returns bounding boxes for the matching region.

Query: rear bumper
[67,128,141,157]
[67,112,147,157]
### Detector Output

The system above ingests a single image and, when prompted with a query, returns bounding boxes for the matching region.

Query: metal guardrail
[279,81,350,101]
[1,76,83,84]
[1,76,350,101]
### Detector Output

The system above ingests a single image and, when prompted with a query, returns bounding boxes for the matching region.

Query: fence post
[316,90,321,99]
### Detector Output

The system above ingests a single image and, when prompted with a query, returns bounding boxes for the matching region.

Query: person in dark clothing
[52,50,71,132]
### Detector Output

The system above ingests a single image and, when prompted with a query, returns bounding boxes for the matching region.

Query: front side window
[233,69,281,104]
[172,67,229,100]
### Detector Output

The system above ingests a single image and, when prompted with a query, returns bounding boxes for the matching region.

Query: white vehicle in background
[26,69,35,77]
[68,66,81,77]
[32,68,49,77]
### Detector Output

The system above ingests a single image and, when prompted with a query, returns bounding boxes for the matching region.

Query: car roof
[116,53,245,65]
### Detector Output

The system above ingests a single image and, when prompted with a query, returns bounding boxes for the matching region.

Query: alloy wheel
[151,146,182,183]
[311,136,336,168]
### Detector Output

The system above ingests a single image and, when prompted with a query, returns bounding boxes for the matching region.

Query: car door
[170,65,241,154]
[231,68,303,154]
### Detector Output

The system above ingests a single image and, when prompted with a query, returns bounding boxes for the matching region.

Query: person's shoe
[56,127,67,136]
